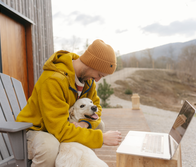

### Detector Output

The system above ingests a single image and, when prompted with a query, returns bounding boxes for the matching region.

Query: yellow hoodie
[16,50,103,148]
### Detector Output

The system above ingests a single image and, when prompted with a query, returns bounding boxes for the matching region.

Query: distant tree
[70,36,79,52]
[154,55,168,69]
[146,49,154,68]
[167,45,175,70]
[97,79,114,108]
[114,50,123,70]
[57,36,80,53]
[116,54,123,71]
[122,54,131,67]
[139,55,149,68]
[178,45,196,77]
[84,39,89,50]
[77,38,89,56]
[122,59,128,68]
[129,55,139,68]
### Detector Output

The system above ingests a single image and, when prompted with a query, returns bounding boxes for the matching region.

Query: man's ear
[69,106,75,119]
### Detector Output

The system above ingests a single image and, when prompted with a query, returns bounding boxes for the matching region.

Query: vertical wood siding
[1,0,54,82]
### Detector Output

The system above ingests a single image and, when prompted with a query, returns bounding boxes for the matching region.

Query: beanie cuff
[80,50,116,74]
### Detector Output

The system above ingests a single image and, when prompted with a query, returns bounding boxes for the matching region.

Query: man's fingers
[103,130,123,146]
[73,122,82,127]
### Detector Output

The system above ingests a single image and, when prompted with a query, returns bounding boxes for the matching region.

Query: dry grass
[113,69,196,112]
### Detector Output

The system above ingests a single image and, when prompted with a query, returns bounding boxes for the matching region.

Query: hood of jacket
[43,50,79,75]
[43,50,80,90]
[43,50,94,96]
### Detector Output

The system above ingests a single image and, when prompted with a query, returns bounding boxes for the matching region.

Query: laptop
[116,100,196,160]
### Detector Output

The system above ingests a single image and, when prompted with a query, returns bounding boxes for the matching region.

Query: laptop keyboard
[141,134,164,154]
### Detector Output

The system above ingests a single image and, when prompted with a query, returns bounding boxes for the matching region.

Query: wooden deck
[94,108,150,167]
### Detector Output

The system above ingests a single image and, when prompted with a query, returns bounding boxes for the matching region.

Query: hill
[120,39,196,61]
[113,69,196,112]
[97,68,196,112]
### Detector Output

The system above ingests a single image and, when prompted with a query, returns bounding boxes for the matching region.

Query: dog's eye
[80,104,85,108]
[90,101,93,103]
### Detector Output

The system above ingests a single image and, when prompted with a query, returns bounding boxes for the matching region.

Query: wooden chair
[0,73,32,167]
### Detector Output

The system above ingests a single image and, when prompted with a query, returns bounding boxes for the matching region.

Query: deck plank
[94,108,150,167]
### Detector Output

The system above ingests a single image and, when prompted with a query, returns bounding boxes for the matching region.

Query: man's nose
[95,78,101,82]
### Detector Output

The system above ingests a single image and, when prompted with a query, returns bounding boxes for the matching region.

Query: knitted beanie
[80,39,116,74]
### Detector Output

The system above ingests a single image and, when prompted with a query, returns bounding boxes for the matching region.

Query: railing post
[131,93,140,110]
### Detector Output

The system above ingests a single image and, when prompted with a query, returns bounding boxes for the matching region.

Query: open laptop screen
[169,100,195,145]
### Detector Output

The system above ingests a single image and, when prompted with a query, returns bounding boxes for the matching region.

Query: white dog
[55,142,108,167]
[55,98,108,167]
[68,98,105,132]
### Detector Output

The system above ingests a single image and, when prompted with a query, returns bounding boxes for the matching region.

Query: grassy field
[113,69,196,112]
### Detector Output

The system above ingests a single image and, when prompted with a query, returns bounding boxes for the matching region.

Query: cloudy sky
[51,0,196,55]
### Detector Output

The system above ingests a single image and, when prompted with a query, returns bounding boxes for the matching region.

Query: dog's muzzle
[84,106,98,120]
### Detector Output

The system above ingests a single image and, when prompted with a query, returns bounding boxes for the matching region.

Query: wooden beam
[25,23,34,97]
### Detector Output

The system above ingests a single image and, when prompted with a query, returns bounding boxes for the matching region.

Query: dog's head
[69,98,99,122]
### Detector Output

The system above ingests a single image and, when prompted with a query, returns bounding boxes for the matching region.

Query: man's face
[79,67,108,83]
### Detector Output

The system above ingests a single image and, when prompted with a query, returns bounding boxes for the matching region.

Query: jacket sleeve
[38,77,103,148]
[79,81,103,129]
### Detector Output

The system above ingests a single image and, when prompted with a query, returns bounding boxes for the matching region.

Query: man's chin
[79,78,84,83]
[79,78,90,83]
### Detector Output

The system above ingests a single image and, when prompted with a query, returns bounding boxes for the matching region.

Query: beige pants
[27,130,60,167]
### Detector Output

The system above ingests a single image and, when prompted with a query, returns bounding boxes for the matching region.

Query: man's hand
[103,130,122,146]
[73,122,89,128]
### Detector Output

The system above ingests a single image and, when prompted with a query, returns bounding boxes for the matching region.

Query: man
[16,39,122,167]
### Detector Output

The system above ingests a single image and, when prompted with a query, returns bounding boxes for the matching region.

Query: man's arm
[73,122,122,146]
[39,77,103,148]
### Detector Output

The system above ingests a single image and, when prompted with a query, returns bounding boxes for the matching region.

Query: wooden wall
[0,0,54,82]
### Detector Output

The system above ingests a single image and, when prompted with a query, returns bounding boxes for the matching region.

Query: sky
[51,0,196,56]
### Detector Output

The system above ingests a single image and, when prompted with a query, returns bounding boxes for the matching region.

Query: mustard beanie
[80,39,117,74]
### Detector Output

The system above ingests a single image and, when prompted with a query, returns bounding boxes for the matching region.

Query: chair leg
[8,130,28,167]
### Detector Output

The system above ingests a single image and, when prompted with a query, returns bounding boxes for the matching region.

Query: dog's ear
[69,106,75,119]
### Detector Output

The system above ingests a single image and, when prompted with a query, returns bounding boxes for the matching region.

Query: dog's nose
[91,106,97,112]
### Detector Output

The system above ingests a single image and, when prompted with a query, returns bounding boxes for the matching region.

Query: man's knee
[35,135,59,158]
[27,130,60,160]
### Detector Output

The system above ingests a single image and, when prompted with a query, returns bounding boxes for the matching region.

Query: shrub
[124,89,132,95]
[97,79,113,108]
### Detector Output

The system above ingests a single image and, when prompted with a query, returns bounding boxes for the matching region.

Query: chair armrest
[0,122,33,162]
[0,122,33,133]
